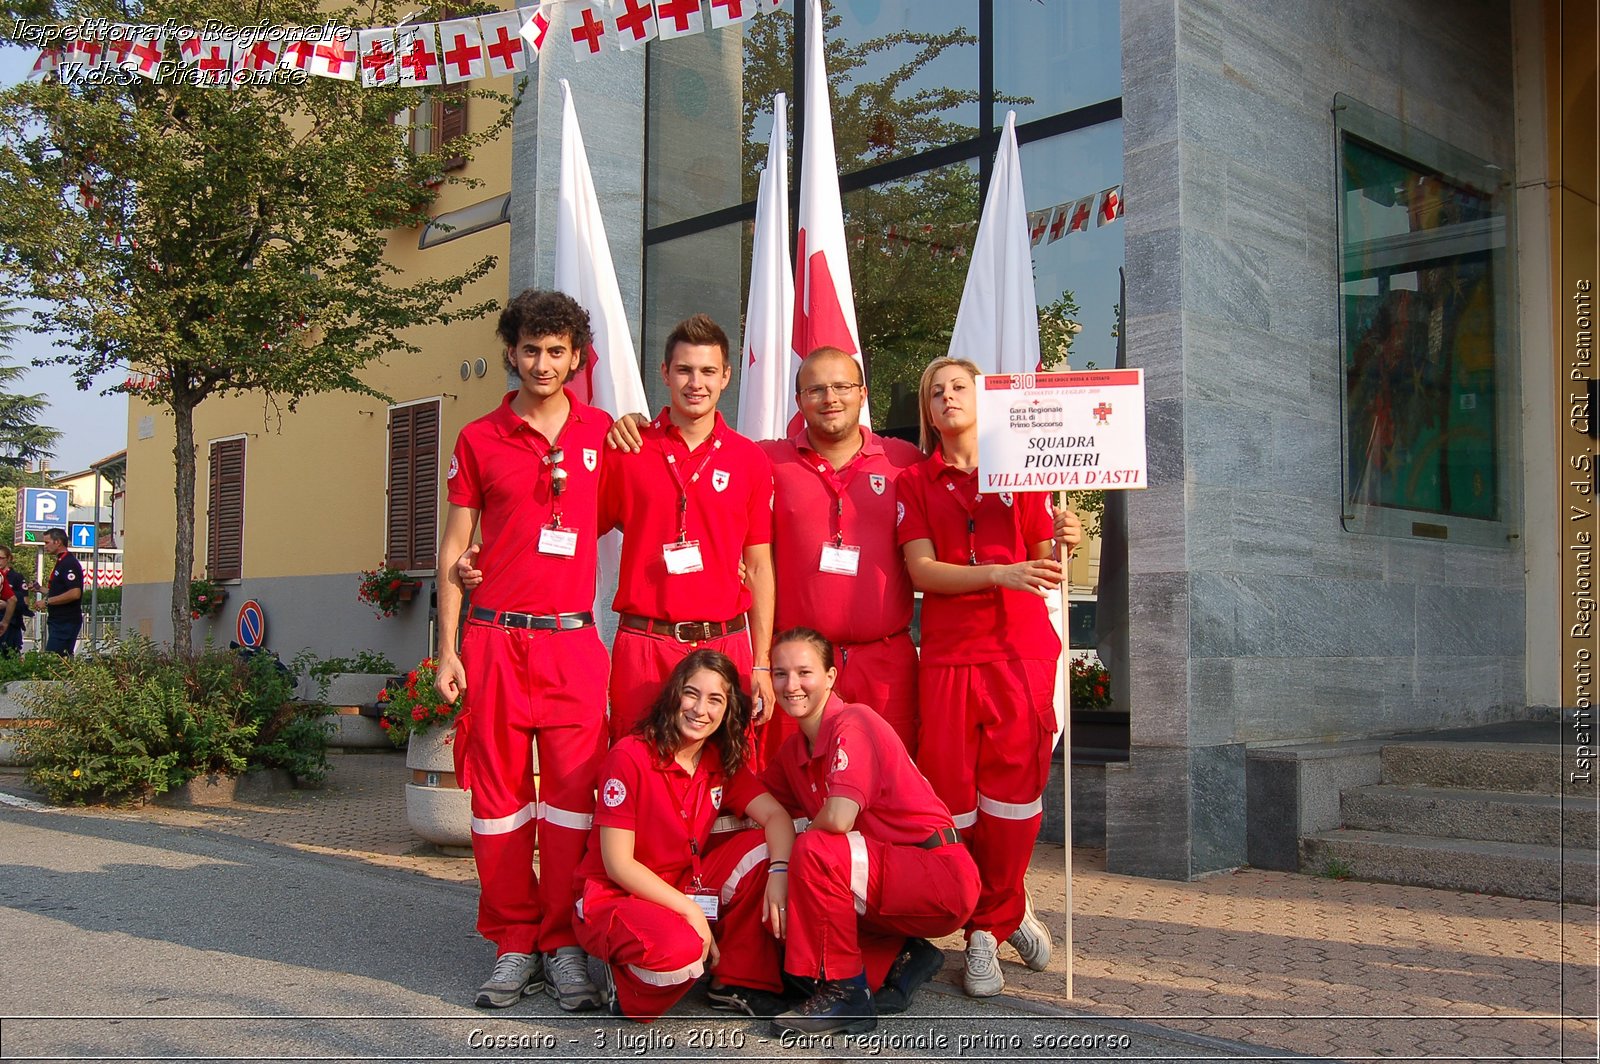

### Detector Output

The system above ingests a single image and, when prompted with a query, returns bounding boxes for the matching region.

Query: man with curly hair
[435,288,611,1013]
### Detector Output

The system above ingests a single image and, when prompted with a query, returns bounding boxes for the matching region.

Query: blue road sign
[20,488,69,531]
[236,600,266,649]
[69,523,97,550]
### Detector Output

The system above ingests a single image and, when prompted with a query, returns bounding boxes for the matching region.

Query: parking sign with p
[16,488,70,546]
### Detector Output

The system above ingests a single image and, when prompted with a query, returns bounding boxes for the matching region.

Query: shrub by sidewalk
[11,640,331,804]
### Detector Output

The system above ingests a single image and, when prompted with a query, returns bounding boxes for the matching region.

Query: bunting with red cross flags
[26,47,59,80]
[357,29,399,87]
[104,28,138,70]
[611,0,658,51]
[280,37,318,73]
[479,10,529,74]
[396,24,443,86]
[1028,210,1049,247]
[194,36,234,87]
[709,0,757,27]
[439,18,486,83]
[1047,203,1070,243]
[62,32,103,69]
[519,4,552,56]
[236,36,283,73]
[1097,185,1123,226]
[1067,194,1095,234]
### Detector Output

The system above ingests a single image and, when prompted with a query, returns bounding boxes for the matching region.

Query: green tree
[0,301,61,486]
[0,2,516,656]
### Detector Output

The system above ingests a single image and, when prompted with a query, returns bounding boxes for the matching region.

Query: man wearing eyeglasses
[435,289,611,1014]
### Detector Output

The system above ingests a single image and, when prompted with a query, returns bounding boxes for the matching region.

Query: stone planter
[0,680,63,766]
[316,673,400,750]
[406,726,473,857]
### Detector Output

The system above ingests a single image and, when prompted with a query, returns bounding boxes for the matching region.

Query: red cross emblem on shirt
[484,25,521,69]
[570,6,606,53]
[657,0,702,32]
[1093,402,1112,424]
[400,38,437,81]
[442,31,480,76]
[615,0,655,41]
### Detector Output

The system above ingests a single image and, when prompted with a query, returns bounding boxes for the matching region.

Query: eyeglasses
[800,381,864,403]
[546,446,567,497]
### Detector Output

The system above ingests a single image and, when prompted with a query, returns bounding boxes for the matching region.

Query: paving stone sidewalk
[5,753,1595,1061]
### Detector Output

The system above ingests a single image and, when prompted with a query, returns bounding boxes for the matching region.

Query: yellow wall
[122,73,520,591]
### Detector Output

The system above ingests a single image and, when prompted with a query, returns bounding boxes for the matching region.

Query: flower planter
[394,581,423,604]
[406,726,473,857]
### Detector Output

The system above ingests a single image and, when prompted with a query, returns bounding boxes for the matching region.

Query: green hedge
[12,640,331,804]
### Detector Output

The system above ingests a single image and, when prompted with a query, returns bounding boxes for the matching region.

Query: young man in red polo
[595,314,777,755]
[435,289,610,1013]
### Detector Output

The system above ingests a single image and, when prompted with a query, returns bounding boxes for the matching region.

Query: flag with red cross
[655,0,706,40]
[479,10,528,74]
[569,3,609,61]
[1047,203,1070,243]
[357,28,399,87]
[1066,194,1095,235]
[610,0,657,51]
[280,38,318,72]
[438,18,485,83]
[519,4,551,57]
[709,0,756,28]
[194,36,234,87]
[308,33,357,80]
[105,29,139,70]
[396,24,443,86]
[1096,185,1123,226]
[236,36,282,73]
[27,48,59,81]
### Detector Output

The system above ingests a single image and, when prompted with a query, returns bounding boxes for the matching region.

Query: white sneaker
[1007,894,1053,971]
[475,951,541,1008]
[963,930,1003,997]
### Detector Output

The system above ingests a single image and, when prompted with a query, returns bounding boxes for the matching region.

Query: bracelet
[751,666,770,672]
[768,867,788,874]
[767,859,789,868]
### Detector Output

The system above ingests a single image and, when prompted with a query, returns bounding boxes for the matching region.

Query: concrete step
[1342,784,1599,849]
[1379,742,1591,796]
[1300,829,1597,903]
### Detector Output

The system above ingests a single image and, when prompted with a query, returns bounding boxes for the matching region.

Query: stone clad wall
[1109,0,1524,878]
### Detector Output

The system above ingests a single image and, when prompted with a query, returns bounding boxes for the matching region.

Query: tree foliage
[0,301,61,485]
[0,1,518,655]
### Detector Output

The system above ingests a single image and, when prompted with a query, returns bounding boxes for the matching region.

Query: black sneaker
[707,982,788,1019]
[875,937,946,1014]
[770,976,877,1036]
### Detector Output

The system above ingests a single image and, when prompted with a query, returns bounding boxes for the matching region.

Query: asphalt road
[0,802,1303,1062]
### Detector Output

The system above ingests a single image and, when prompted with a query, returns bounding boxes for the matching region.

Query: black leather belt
[619,613,748,643]
[470,607,594,630]
[917,826,961,850]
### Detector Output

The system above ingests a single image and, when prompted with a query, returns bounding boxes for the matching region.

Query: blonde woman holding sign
[895,356,1078,998]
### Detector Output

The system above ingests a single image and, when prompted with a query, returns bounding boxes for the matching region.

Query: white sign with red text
[975,370,1148,493]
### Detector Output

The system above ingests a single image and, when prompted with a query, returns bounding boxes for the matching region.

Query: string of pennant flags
[831,187,1123,264]
[1028,186,1123,245]
[26,0,787,87]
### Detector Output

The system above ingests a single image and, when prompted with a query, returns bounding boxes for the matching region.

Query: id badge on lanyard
[819,543,861,576]
[539,524,579,557]
[663,540,705,574]
[664,442,718,576]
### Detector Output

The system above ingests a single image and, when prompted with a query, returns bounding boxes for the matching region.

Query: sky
[1,47,130,476]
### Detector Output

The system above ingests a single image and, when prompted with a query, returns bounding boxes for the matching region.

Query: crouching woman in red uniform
[573,649,794,1022]
[764,627,980,1035]
[896,356,1070,998]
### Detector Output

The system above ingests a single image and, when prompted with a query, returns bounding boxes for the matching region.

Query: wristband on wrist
[751,666,770,672]
[768,867,788,874]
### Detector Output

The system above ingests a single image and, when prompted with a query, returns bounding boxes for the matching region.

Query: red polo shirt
[895,453,1061,664]
[763,696,954,847]
[598,411,773,622]
[578,735,768,890]
[446,389,612,615]
[760,425,922,644]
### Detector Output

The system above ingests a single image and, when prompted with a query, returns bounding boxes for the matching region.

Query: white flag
[478,10,529,75]
[555,79,649,420]
[356,29,398,87]
[568,2,609,61]
[654,0,705,40]
[125,32,164,79]
[555,80,649,618]
[610,0,657,50]
[438,18,486,83]
[792,0,866,424]
[736,95,796,442]
[948,111,1069,740]
[709,0,757,28]
[193,36,234,86]
[396,24,443,86]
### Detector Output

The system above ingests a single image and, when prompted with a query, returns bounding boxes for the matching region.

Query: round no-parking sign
[236,599,266,649]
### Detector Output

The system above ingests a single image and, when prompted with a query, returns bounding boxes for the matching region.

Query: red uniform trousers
[574,830,781,1021]
[610,625,778,764]
[458,622,610,956]
[916,659,1056,940]
[784,829,979,987]
[756,633,919,765]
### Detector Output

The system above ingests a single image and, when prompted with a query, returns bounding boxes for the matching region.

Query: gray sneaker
[475,951,542,1008]
[963,931,1003,997]
[543,946,602,1011]
[1007,894,1053,971]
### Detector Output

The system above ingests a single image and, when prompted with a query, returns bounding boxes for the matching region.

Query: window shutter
[387,401,441,571]
[434,91,467,171]
[206,438,245,581]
